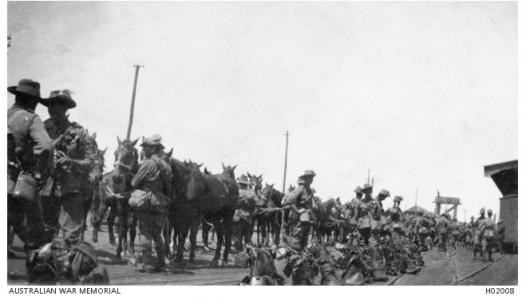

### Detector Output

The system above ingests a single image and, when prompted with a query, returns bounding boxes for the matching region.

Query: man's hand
[56,156,72,165]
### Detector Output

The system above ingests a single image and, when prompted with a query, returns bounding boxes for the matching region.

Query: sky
[6,1,517,220]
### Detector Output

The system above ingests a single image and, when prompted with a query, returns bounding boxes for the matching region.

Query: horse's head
[221,163,237,180]
[247,173,263,192]
[113,136,139,183]
[184,160,206,201]
[91,146,107,183]
[160,147,174,162]
[261,183,283,208]
[87,132,106,184]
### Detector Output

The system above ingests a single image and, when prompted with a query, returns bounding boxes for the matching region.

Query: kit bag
[128,189,152,210]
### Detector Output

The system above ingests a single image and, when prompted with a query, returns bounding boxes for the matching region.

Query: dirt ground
[8,226,517,285]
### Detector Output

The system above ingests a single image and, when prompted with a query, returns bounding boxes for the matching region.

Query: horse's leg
[129,210,137,256]
[92,197,106,244]
[201,219,209,249]
[222,209,235,265]
[163,218,172,259]
[108,204,116,245]
[189,219,198,265]
[175,221,188,264]
[212,217,223,266]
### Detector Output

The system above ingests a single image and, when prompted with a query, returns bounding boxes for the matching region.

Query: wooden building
[484,159,518,251]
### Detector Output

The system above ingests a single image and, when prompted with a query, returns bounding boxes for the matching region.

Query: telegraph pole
[126,64,143,140]
[367,169,370,184]
[282,130,290,193]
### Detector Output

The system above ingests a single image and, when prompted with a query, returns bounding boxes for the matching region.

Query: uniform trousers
[8,195,46,249]
[137,207,167,269]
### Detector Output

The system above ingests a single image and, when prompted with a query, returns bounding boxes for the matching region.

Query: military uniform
[42,118,96,243]
[356,194,374,244]
[473,210,486,258]
[482,211,496,260]
[282,171,315,250]
[8,97,53,249]
[132,135,172,271]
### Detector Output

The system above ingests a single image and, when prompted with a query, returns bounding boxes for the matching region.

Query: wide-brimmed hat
[140,134,165,148]
[378,189,390,197]
[393,196,403,202]
[41,89,77,108]
[354,186,363,193]
[7,79,42,100]
[363,183,373,191]
[299,170,316,179]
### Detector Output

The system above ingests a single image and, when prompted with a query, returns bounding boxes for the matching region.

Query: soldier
[40,90,96,245]
[387,196,404,235]
[356,183,374,245]
[436,213,450,252]
[282,170,316,250]
[7,79,53,253]
[482,209,496,261]
[371,189,390,239]
[131,135,173,272]
[348,186,363,221]
[473,208,486,259]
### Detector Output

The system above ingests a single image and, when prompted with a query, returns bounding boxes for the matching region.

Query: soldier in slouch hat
[131,134,173,272]
[40,89,97,245]
[7,79,53,252]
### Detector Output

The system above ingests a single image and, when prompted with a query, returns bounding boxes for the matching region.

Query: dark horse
[164,160,239,267]
[92,136,139,259]
[161,150,203,266]
[202,163,239,266]
[256,184,284,246]
[312,197,344,243]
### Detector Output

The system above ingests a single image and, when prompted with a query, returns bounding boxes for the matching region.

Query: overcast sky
[7,1,517,219]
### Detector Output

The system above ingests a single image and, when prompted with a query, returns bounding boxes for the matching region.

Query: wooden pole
[280,130,290,240]
[281,130,289,194]
[126,65,143,140]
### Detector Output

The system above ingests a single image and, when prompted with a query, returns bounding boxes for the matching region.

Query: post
[367,169,370,184]
[126,65,143,140]
[281,130,289,194]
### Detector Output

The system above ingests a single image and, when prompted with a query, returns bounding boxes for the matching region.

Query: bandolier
[40,90,96,245]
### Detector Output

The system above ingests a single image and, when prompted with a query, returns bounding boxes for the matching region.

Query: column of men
[281,170,405,250]
[280,169,505,258]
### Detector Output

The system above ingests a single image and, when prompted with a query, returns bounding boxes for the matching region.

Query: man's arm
[131,160,157,189]
[29,115,54,177]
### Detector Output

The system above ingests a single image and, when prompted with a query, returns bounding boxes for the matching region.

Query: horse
[93,136,139,259]
[312,198,344,243]
[256,184,284,246]
[79,131,107,242]
[200,163,239,266]
[161,152,204,266]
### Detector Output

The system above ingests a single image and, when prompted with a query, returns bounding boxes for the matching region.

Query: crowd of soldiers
[7,78,506,285]
[235,170,506,284]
